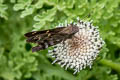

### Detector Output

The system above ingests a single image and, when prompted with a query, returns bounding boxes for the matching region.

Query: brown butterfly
[24,24,79,52]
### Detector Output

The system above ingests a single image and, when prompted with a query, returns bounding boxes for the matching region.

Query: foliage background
[0,0,120,80]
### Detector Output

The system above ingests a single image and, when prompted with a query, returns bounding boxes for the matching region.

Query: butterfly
[24,23,79,52]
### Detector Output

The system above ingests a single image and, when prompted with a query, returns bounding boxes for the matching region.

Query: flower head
[49,19,104,74]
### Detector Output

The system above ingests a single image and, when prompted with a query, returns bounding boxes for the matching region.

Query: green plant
[0,0,120,80]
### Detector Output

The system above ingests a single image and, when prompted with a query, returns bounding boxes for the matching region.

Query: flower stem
[99,59,120,73]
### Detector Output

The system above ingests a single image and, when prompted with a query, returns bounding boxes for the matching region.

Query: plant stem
[99,59,120,73]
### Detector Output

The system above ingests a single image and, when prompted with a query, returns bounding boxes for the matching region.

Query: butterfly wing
[24,27,68,52]
[24,27,65,43]
[24,25,79,52]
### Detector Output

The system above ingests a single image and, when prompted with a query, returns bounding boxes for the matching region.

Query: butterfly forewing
[24,24,79,52]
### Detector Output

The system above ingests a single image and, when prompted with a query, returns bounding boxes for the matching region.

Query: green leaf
[13,3,26,11]
[33,8,56,29]
[0,0,4,3]
[0,4,8,20]
[34,0,44,9]
[20,6,35,18]
[33,21,46,30]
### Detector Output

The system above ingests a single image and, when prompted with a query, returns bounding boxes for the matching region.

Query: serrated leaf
[0,4,8,20]
[0,0,4,3]
[103,12,113,19]
[34,0,44,9]
[34,8,56,22]
[20,6,35,18]
[13,4,25,11]
[55,1,66,11]
[10,0,16,3]
[65,0,75,8]
[33,21,46,30]
[24,72,32,78]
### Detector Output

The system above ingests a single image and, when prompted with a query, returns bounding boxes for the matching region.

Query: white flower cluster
[49,19,105,74]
